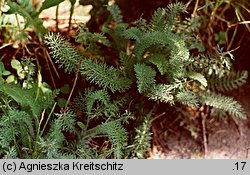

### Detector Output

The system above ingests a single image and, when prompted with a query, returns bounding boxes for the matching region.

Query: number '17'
[235,162,246,170]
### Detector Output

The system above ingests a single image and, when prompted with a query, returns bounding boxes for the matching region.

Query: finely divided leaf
[201,92,247,119]
[80,59,132,93]
[148,53,168,75]
[107,5,123,24]
[87,121,128,158]
[134,63,156,93]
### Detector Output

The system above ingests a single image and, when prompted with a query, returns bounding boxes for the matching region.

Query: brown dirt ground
[150,51,250,160]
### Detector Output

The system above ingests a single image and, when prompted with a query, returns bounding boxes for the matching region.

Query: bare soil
[150,54,250,159]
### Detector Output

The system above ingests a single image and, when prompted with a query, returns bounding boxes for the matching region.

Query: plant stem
[65,66,79,109]
[41,102,57,136]
[68,2,76,33]
[56,4,59,32]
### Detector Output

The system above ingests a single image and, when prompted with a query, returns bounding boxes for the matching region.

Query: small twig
[15,14,21,32]
[227,25,238,50]
[56,4,59,32]
[64,66,80,109]
[150,112,166,123]
[192,0,199,15]
[44,49,60,79]
[231,116,242,137]
[201,112,208,159]
[0,43,13,50]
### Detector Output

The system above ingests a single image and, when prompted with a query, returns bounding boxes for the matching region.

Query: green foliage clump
[6,0,47,36]
[41,2,248,158]
[0,59,60,158]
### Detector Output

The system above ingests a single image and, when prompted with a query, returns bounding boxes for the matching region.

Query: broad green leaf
[39,0,64,13]
[60,84,71,94]
[7,0,47,35]
[0,82,56,115]
[11,59,25,79]
[40,82,52,93]
[187,71,207,87]
[0,62,6,76]
[11,59,22,71]
[1,4,10,12]
[58,98,67,108]
[77,121,86,130]
[69,0,76,6]
[5,75,16,83]
[2,70,11,76]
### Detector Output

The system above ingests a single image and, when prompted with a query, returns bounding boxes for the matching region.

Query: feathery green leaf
[107,4,123,24]
[80,58,132,92]
[87,121,128,158]
[148,53,168,75]
[44,33,81,73]
[134,63,156,93]
[208,70,248,92]
[201,92,246,119]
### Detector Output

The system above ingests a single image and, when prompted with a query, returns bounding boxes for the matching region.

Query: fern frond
[210,107,227,119]
[134,63,156,93]
[80,58,132,92]
[44,33,81,73]
[149,2,186,32]
[165,2,187,31]
[107,4,123,24]
[3,147,18,159]
[10,109,34,136]
[134,32,189,61]
[148,53,168,75]
[200,92,246,119]
[130,113,152,158]
[70,92,86,113]
[76,140,96,158]
[84,89,126,118]
[85,89,110,113]
[119,52,135,79]
[46,118,66,156]
[76,26,111,47]
[87,121,128,158]
[176,90,199,108]
[149,8,167,32]
[0,112,18,149]
[147,84,175,104]
[102,23,129,52]
[123,27,143,42]
[208,70,248,92]
[189,51,232,78]
[0,108,35,157]
[133,18,148,32]
[55,111,76,133]
[9,109,34,148]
